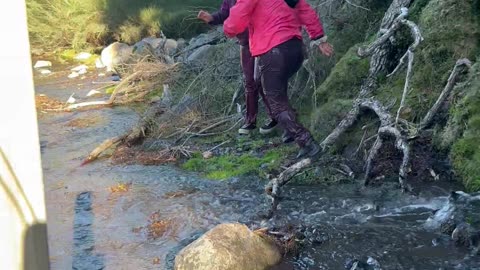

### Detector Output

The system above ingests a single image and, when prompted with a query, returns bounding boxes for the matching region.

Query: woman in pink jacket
[224,0,334,158]
[197,1,279,137]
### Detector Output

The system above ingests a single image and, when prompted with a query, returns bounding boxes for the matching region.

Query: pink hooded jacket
[224,0,325,57]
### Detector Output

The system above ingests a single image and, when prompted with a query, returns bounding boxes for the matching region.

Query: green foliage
[310,46,368,142]
[373,0,479,122]
[182,149,288,180]
[450,63,480,191]
[26,0,219,50]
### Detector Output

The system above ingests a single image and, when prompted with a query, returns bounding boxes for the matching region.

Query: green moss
[57,49,99,66]
[311,99,353,140]
[314,46,370,105]
[182,147,294,180]
[450,63,480,191]
[105,85,116,95]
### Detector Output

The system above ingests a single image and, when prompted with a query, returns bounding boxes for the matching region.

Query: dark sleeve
[209,0,232,25]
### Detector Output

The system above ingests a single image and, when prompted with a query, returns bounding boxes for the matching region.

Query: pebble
[68,72,79,79]
[39,69,52,75]
[34,60,52,69]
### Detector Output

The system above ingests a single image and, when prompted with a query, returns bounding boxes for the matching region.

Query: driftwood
[264,158,312,217]
[81,135,125,165]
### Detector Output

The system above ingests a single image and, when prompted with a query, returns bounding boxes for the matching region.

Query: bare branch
[345,0,371,11]
[357,8,409,57]
[418,58,472,131]
[364,136,383,185]
[395,50,414,124]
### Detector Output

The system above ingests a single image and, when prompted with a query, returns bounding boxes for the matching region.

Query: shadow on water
[72,192,104,270]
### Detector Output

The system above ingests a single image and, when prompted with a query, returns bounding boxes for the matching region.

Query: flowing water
[35,65,480,270]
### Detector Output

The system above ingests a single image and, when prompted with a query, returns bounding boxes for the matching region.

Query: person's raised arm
[296,0,324,40]
[296,0,334,57]
[224,0,257,38]
[198,0,232,25]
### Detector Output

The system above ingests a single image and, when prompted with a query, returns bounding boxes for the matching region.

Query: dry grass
[109,59,180,105]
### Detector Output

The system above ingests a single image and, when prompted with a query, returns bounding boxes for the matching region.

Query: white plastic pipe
[0,0,50,269]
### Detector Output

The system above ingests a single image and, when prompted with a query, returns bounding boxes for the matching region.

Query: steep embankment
[310,0,480,190]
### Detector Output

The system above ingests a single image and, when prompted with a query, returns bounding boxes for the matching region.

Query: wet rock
[425,191,480,248]
[71,65,88,75]
[34,60,52,69]
[345,258,381,270]
[39,69,52,75]
[174,223,281,270]
[100,42,133,72]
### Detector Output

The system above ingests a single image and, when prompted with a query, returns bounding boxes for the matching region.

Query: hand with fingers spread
[318,42,334,57]
[197,10,213,23]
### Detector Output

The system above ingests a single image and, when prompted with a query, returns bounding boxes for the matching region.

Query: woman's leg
[240,45,259,132]
[259,39,319,157]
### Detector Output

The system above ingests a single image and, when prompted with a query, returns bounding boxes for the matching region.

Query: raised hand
[197,10,213,23]
[318,42,334,57]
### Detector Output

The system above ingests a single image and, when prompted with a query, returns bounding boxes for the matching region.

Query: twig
[207,140,231,152]
[345,0,371,11]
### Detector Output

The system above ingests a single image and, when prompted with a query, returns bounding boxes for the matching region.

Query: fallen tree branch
[81,135,125,165]
[417,58,472,131]
[265,158,312,217]
[357,7,409,57]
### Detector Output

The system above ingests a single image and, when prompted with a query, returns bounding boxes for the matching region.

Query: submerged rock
[174,223,281,270]
[425,191,480,248]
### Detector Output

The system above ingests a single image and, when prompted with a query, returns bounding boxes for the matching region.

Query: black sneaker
[296,139,321,159]
[259,119,278,134]
[238,123,256,135]
[282,130,295,144]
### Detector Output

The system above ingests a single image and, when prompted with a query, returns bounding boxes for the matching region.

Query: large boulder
[186,45,213,64]
[132,40,155,58]
[100,42,133,72]
[174,223,282,270]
